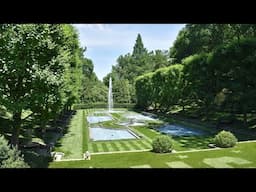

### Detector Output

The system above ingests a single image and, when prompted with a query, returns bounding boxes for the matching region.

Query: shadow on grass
[173,135,214,150]
[22,149,52,168]
[23,110,76,167]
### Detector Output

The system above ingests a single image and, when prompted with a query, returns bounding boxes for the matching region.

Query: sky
[73,24,186,81]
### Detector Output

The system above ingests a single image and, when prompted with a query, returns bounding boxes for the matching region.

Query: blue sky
[73,24,186,81]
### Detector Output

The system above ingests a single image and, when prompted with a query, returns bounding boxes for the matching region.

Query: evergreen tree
[132,34,147,58]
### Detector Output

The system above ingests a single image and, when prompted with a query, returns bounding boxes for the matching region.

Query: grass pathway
[54,110,83,159]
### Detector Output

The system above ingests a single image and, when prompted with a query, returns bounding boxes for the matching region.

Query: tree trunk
[243,111,247,128]
[11,111,22,147]
[182,101,185,112]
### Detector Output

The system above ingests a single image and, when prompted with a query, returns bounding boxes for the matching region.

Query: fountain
[108,77,113,112]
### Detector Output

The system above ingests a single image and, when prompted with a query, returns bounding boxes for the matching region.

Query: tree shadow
[173,135,214,149]
[20,110,76,168]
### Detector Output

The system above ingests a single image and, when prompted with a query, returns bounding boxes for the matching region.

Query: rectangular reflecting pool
[87,116,112,124]
[158,124,206,136]
[90,127,139,141]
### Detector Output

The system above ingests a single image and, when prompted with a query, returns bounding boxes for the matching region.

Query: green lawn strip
[105,142,115,151]
[131,126,157,141]
[54,110,83,159]
[95,143,105,152]
[92,143,99,152]
[88,143,93,152]
[82,110,88,152]
[110,142,120,151]
[110,113,122,120]
[122,140,137,150]
[128,140,142,150]
[100,121,124,129]
[139,140,152,149]
[101,143,109,152]
[113,141,127,151]
[140,138,152,145]
[119,141,130,151]
[49,142,256,168]
[172,135,213,151]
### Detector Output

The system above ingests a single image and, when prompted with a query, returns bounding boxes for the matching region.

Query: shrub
[214,130,237,148]
[0,135,29,168]
[152,135,173,153]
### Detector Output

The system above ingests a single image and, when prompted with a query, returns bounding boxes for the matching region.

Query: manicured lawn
[82,110,89,152]
[55,109,217,157]
[49,141,256,168]
[53,110,84,159]
[132,126,161,139]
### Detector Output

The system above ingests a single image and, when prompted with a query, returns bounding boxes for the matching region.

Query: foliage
[208,38,256,125]
[73,103,135,110]
[0,135,29,168]
[214,130,237,148]
[152,135,173,153]
[0,24,91,146]
[103,34,171,103]
[135,64,184,112]
[170,24,256,63]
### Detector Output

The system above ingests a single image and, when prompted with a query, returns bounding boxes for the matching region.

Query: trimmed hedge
[73,103,136,110]
[214,130,237,148]
[152,135,173,153]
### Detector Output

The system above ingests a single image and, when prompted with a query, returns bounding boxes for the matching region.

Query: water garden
[1,24,256,168]
[48,77,256,168]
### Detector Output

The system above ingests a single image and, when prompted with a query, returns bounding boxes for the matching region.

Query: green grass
[82,110,89,152]
[110,112,122,120]
[49,141,256,168]
[132,126,160,140]
[98,121,124,129]
[53,110,84,159]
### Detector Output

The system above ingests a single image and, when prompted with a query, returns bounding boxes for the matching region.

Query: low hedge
[73,103,136,110]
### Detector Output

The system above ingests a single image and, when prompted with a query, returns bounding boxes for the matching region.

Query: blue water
[87,116,112,124]
[90,127,138,141]
[158,124,205,136]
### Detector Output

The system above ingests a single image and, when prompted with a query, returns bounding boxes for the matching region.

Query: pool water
[158,124,206,136]
[90,127,138,141]
[87,116,112,124]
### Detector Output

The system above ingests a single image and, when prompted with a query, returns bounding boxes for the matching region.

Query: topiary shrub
[214,130,237,148]
[152,135,173,153]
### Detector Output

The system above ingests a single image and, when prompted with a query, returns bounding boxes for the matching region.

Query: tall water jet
[108,77,113,112]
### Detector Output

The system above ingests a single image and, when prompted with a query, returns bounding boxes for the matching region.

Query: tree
[135,64,184,112]
[182,53,217,119]
[209,38,256,126]
[0,24,67,146]
[132,33,147,58]
[104,34,170,103]
[80,58,108,104]
[170,24,256,63]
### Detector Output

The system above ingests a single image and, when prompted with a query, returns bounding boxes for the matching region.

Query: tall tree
[0,24,67,146]
[132,33,147,58]
[209,38,256,126]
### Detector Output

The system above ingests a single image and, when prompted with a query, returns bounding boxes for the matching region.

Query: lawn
[49,141,256,168]
[50,108,256,168]
[53,110,84,159]
[53,109,218,157]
